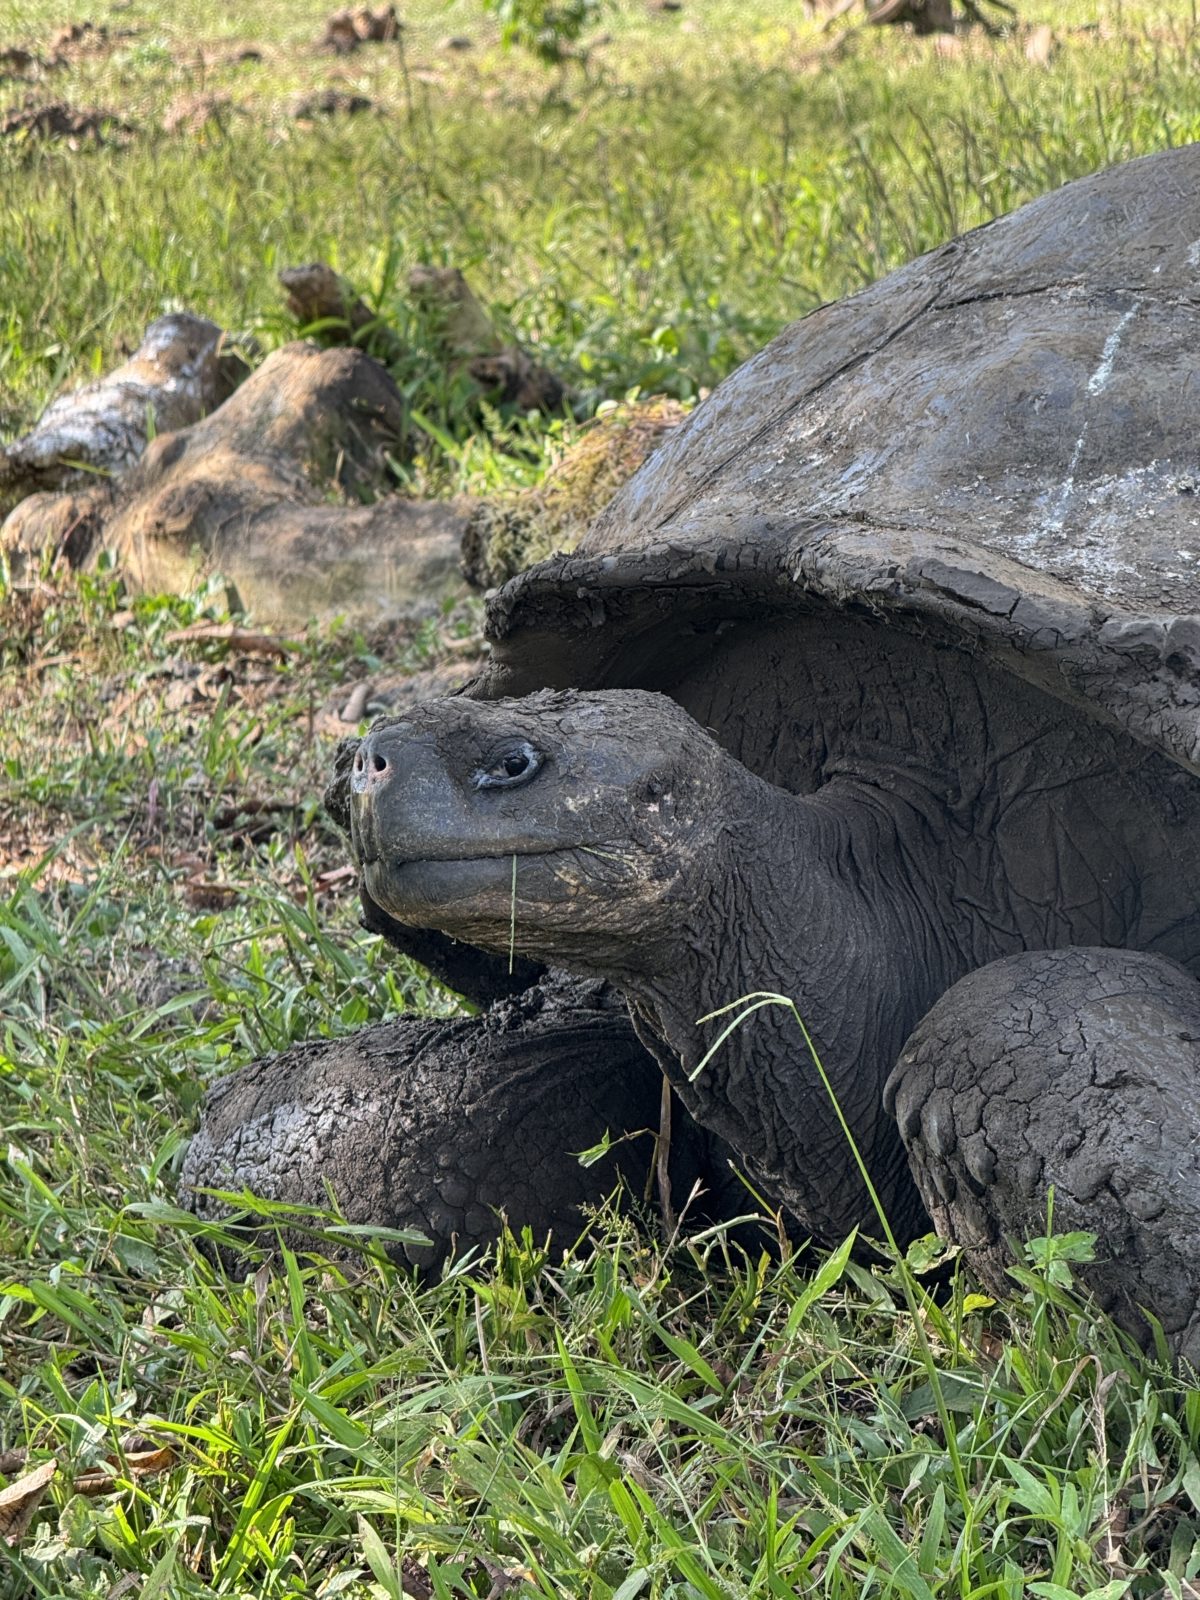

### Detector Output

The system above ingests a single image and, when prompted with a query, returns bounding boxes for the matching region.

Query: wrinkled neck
[622,769,959,1243]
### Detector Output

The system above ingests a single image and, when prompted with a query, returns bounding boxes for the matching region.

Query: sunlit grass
[4,545,1200,1599]
[2,0,1199,440]
[4,0,1200,1592]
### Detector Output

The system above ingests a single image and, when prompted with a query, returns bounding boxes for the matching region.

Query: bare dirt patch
[0,19,138,83]
[47,20,113,58]
[0,46,47,81]
[162,93,243,136]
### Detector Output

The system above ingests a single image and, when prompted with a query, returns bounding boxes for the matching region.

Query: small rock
[340,681,374,722]
[439,34,473,50]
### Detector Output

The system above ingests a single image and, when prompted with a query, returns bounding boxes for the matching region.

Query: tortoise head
[348,689,731,971]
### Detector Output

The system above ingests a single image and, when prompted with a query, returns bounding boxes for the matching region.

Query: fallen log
[3,343,469,624]
[0,312,248,510]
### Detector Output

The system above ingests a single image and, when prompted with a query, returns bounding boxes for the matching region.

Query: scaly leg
[182,976,743,1269]
[886,948,1200,1361]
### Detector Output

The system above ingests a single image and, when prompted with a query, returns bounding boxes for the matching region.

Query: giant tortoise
[187,143,1200,1357]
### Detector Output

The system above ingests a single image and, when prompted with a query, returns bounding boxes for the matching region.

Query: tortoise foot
[182,978,725,1271]
[887,948,1200,1361]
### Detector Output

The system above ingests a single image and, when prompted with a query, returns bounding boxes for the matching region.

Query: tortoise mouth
[358,843,570,872]
[360,848,580,916]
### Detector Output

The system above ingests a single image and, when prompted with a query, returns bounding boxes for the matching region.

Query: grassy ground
[4,0,1200,1595]
[2,0,1199,453]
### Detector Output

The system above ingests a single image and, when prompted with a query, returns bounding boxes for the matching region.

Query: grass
[2,0,1200,453]
[4,0,1200,1594]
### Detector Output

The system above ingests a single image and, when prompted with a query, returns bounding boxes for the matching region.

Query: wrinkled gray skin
[349,688,938,1242]
[185,746,762,1271]
[351,679,1200,1357]
[181,974,751,1270]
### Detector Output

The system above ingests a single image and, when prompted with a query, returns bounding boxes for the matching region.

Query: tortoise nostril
[351,734,395,794]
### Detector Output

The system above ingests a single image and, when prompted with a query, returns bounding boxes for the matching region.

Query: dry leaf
[290,862,358,904]
[977,1329,1005,1362]
[400,1555,435,1600]
[74,1444,177,1497]
[0,1458,57,1547]
[183,876,240,910]
[168,852,209,875]
[477,1555,536,1599]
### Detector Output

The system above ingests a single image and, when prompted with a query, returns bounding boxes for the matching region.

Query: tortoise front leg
[181,978,725,1272]
[884,948,1200,1362]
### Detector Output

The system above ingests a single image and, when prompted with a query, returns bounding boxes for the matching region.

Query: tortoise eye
[474,741,543,791]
